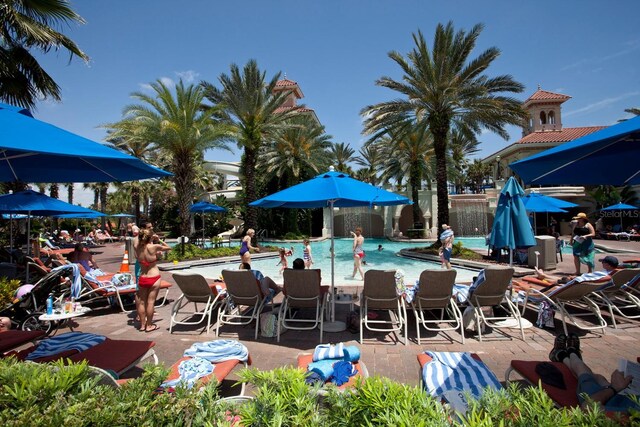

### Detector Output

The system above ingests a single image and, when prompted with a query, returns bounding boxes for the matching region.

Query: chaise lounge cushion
[0,330,45,354]
[510,360,579,408]
[67,339,155,374]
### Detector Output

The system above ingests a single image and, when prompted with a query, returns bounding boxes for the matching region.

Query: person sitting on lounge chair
[67,243,100,273]
[239,262,281,299]
[534,256,619,287]
[0,316,12,332]
[549,333,639,413]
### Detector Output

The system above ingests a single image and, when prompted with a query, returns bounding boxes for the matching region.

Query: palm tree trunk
[173,152,195,237]
[66,183,74,204]
[99,184,108,228]
[132,186,141,223]
[243,147,258,231]
[409,162,422,225]
[432,131,450,231]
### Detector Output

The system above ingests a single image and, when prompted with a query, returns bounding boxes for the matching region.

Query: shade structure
[510,115,640,186]
[53,211,107,219]
[0,102,171,183]
[601,203,638,230]
[190,201,226,246]
[522,192,577,232]
[489,177,536,265]
[250,168,411,331]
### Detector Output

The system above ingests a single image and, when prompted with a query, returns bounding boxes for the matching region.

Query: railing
[256,229,268,241]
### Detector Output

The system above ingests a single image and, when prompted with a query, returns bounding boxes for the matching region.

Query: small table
[39,311,88,333]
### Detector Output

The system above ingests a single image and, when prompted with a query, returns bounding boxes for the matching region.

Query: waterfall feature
[452,199,489,237]
[342,207,366,237]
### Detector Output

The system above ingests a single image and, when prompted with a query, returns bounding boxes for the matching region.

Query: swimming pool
[186,238,479,285]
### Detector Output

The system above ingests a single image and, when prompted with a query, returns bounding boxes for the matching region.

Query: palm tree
[201,60,299,231]
[448,128,480,193]
[625,108,640,116]
[65,183,74,204]
[354,145,384,185]
[466,159,493,194]
[330,142,357,174]
[83,183,100,210]
[104,79,230,236]
[0,0,88,108]
[48,183,59,199]
[362,23,527,229]
[368,120,435,224]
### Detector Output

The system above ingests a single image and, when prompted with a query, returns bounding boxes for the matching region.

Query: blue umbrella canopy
[489,178,536,262]
[601,203,638,211]
[0,103,172,183]
[510,115,640,186]
[250,168,411,329]
[250,169,412,208]
[190,201,226,213]
[0,190,104,216]
[53,211,107,219]
[522,193,577,213]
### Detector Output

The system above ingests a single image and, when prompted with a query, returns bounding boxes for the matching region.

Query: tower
[522,86,571,136]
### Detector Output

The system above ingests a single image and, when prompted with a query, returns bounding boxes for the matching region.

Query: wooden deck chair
[170,273,226,334]
[467,266,524,342]
[590,268,640,328]
[278,269,327,343]
[412,269,464,344]
[218,270,267,339]
[520,276,610,335]
[360,269,407,345]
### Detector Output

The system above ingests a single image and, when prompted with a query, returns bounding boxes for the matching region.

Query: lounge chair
[297,350,368,390]
[519,274,610,335]
[0,330,45,354]
[360,269,408,345]
[5,336,158,378]
[411,269,464,344]
[218,270,267,339]
[170,273,227,334]
[505,359,579,408]
[590,268,640,328]
[466,266,524,342]
[163,355,251,395]
[278,269,327,343]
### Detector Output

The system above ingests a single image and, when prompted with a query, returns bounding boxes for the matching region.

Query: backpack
[346,309,360,334]
[260,312,278,338]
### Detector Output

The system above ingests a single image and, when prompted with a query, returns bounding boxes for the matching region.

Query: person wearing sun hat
[570,212,596,275]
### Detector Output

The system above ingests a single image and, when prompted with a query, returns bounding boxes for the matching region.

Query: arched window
[529,117,533,129]
[548,110,556,124]
[539,111,547,125]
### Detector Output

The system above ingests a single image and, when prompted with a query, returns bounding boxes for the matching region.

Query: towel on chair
[183,339,249,362]
[308,358,337,381]
[332,361,357,386]
[160,357,214,389]
[422,351,501,400]
[343,345,360,362]
[26,332,106,360]
[52,264,82,299]
[313,343,345,362]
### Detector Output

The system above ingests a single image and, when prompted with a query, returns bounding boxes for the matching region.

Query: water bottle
[46,294,53,315]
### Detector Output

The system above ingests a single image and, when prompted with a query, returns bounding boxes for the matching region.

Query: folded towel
[308,358,337,381]
[26,332,106,361]
[160,357,214,390]
[332,361,357,386]
[305,371,324,386]
[343,345,360,362]
[313,343,345,362]
[183,339,249,362]
[422,351,502,400]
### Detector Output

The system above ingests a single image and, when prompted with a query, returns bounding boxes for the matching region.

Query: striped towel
[313,343,345,362]
[422,351,502,400]
[183,339,249,362]
[160,357,214,389]
[52,264,82,299]
[26,332,106,361]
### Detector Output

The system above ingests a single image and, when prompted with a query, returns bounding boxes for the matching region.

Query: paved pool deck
[69,237,640,393]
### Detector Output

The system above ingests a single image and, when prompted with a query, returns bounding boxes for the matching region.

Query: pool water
[187,238,479,285]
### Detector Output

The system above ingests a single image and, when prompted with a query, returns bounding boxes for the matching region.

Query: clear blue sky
[31,1,640,204]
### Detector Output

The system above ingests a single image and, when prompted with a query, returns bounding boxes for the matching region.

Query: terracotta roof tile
[516,126,607,144]
[275,79,298,87]
[524,89,571,104]
[274,106,315,113]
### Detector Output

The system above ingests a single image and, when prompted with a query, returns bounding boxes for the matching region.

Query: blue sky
[31,1,640,205]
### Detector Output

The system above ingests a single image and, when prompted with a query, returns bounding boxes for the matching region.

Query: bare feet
[145,324,159,332]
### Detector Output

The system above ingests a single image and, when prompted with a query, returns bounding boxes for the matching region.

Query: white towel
[312,343,345,362]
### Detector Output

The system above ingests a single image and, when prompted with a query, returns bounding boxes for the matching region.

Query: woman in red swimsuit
[134,229,170,332]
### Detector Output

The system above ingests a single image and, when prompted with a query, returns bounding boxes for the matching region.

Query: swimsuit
[239,240,249,256]
[139,259,157,268]
[138,275,160,288]
[303,246,311,261]
[354,243,365,258]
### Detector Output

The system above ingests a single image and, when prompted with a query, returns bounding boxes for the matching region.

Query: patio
[69,238,640,391]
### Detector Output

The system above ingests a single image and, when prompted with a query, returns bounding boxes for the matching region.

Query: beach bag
[346,309,360,334]
[536,300,556,329]
[260,312,278,338]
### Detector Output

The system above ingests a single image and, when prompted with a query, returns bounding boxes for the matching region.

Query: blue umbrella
[53,211,107,219]
[190,201,226,246]
[250,167,411,330]
[510,115,640,186]
[489,177,536,265]
[601,203,638,231]
[110,213,135,218]
[522,193,577,232]
[0,102,171,183]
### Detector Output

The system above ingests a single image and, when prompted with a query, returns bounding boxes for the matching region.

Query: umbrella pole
[9,214,13,262]
[324,200,346,333]
[202,212,206,248]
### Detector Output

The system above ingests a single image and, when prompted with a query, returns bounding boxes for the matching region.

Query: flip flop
[145,324,160,332]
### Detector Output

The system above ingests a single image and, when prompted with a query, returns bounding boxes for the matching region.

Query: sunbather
[67,243,100,273]
[549,333,639,413]
[0,317,12,332]
[534,256,619,287]
[239,262,281,298]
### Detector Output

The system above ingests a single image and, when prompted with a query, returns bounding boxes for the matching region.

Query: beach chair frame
[278,269,327,343]
[170,273,226,334]
[218,270,267,339]
[360,270,408,345]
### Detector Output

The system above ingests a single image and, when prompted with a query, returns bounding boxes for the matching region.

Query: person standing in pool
[239,229,259,266]
[351,227,365,280]
[439,224,454,269]
[302,239,313,268]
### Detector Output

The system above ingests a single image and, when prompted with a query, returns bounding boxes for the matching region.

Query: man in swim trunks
[134,228,170,332]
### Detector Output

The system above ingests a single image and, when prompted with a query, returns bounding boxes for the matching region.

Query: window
[539,111,547,125]
[548,111,556,124]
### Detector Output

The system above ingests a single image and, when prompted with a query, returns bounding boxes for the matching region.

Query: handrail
[256,229,268,241]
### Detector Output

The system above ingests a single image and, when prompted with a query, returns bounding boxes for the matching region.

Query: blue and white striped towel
[422,351,502,399]
[26,332,106,360]
[313,343,345,362]
[183,339,249,362]
[52,263,82,299]
[160,357,214,389]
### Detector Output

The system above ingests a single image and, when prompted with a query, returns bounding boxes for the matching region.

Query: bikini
[239,240,249,256]
[354,243,365,259]
[138,257,159,288]
[303,245,311,261]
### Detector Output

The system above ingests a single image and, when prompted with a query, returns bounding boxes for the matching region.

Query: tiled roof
[524,89,571,104]
[516,126,607,144]
[275,79,298,87]
[275,106,315,113]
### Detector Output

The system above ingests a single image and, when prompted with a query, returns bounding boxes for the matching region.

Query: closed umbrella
[489,177,537,265]
[250,167,411,331]
[190,201,226,247]
[0,102,171,183]
[510,115,640,186]
[601,203,638,231]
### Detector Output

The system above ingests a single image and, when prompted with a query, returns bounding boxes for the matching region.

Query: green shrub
[413,241,483,261]
[0,277,21,307]
[165,244,279,262]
